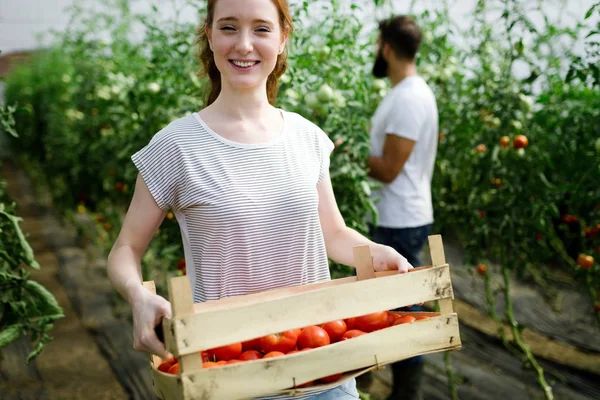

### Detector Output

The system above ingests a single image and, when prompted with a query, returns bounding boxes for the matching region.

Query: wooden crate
[144,235,462,400]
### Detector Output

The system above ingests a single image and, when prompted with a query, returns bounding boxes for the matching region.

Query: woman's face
[208,0,287,94]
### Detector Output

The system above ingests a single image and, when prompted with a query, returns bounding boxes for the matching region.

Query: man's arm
[368,134,416,183]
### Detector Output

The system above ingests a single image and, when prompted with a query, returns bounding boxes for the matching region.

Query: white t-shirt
[369,75,438,229]
[132,110,334,304]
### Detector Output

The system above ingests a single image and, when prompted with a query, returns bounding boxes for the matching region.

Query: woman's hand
[129,284,173,359]
[371,244,414,274]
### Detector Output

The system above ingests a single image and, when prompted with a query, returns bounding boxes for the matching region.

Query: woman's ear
[205,24,213,51]
[279,28,289,54]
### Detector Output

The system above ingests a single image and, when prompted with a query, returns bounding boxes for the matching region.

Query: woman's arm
[107,173,172,358]
[317,173,413,273]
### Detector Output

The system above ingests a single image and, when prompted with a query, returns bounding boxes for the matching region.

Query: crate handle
[353,245,376,281]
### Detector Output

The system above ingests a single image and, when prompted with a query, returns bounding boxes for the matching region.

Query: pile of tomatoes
[157,310,430,387]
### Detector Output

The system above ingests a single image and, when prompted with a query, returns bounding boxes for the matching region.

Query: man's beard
[372,51,388,78]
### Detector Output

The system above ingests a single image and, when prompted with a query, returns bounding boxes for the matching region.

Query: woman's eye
[256,27,271,33]
[220,26,235,31]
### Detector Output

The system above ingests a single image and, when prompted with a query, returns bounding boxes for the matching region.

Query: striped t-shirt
[132,110,342,398]
[132,110,334,303]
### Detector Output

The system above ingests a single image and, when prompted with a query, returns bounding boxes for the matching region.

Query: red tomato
[341,329,367,340]
[158,361,175,373]
[200,351,211,362]
[260,329,302,353]
[354,311,389,332]
[297,380,314,388]
[207,342,243,361]
[263,351,285,359]
[393,315,416,325]
[216,360,227,366]
[239,350,263,361]
[168,363,180,374]
[297,326,330,349]
[203,361,218,368]
[242,337,263,352]
[345,317,356,330]
[513,135,528,149]
[388,312,401,325]
[321,320,347,343]
[319,373,343,384]
[227,359,243,365]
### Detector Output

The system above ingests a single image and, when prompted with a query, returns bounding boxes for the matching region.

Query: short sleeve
[317,128,335,184]
[384,95,425,141]
[131,130,187,211]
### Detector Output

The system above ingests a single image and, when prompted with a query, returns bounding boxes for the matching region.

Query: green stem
[500,262,554,400]
[444,351,460,400]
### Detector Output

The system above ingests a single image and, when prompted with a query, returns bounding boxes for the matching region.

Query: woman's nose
[235,31,253,54]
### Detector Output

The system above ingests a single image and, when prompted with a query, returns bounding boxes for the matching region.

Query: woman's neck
[209,81,274,120]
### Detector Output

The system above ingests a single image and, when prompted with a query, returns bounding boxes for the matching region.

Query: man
[367,15,439,400]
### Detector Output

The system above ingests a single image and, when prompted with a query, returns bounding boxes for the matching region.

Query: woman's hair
[196,0,294,106]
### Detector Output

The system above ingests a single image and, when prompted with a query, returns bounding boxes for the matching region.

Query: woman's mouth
[230,60,260,71]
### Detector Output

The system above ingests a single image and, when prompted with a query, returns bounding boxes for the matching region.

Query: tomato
[241,337,262,352]
[415,316,430,321]
[297,326,330,349]
[392,316,416,325]
[388,312,401,325]
[227,359,243,365]
[317,84,334,102]
[201,351,211,362]
[158,361,175,373]
[577,254,594,269]
[513,134,528,149]
[344,317,356,330]
[297,380,314,388]
[562,214,579,224]
[476,264,487,275]
[354,311,389,332]
[321,320,347,343]
[263,351,285,359]
[319,373,343,384]
[207,342,243,361]
[260,329,302,353]
[168,363,180,374]
[499,136,510,148]
[239,350,263,361]
[216,360,227,366]
[341,330,367,340]
[475,144,486,153]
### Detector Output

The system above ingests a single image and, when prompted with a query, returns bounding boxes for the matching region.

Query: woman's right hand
[129,284,173,359]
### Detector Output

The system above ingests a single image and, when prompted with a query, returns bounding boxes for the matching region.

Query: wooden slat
[190,266,435,315]
[167,265,452,356]
[150,368,185,400]
[176,315,461,400]
[353,245,376,280]
[168,276,204,373]
[428,235,454,315]
[142,281,164,369]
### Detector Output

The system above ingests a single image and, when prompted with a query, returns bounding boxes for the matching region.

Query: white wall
[1,0,597,55]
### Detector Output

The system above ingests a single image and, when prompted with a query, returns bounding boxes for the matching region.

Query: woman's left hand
[371,244,414,274]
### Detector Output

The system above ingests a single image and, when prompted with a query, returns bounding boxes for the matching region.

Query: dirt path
[0,160,128,399]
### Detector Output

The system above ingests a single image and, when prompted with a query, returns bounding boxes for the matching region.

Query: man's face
[372,36,388,78]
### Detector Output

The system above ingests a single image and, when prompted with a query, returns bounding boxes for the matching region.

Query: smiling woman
[106,0,414,399]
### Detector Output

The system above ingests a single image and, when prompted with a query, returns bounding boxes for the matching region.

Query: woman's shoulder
[147,113,202,145]
[281,109,323,135]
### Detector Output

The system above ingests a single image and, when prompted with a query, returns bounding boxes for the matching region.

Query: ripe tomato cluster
[156,310,430,387]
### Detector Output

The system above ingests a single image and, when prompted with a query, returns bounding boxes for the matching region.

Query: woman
[107,0,413,398]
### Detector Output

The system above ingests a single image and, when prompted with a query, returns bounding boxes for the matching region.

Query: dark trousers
[369,223,432,400]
